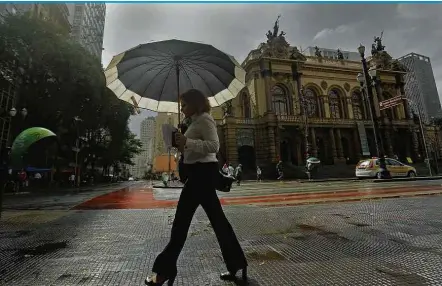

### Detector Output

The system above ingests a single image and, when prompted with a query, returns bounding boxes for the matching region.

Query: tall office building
[0,4,70,32]
[398,53,441,123]
[154,113,179,157]
[67,3,106,61]
[140,117,155,164]
[304,46,360,61]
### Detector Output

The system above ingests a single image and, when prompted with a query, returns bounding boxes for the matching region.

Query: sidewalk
[2,195,442,285]
[3,182,123,197]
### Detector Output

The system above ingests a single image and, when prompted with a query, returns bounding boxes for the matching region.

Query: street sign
[379,96,404,110]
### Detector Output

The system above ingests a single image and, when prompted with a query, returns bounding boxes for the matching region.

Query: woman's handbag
[216,170,235,192]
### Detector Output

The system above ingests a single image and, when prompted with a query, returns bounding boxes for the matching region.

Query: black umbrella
[104,39,246,122]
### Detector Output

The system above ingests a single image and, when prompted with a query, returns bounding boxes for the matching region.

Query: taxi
[355,157,417,179]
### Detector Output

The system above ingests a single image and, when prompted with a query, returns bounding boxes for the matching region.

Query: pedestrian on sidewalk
[235,164,242,186]
[256,166,262,182]
[145,89,247,286]
[227,163,235,177]
[276,160,284,180]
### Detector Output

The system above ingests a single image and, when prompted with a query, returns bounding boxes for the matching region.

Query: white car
[128,177,134,181]
[355,157,417,179]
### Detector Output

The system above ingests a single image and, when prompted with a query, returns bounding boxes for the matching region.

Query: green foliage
[0,14,141,169]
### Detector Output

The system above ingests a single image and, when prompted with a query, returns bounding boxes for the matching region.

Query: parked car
[128,177,134,181]
[355,157,417,179]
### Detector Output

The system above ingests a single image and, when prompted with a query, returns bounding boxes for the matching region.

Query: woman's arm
[185,115,220,154]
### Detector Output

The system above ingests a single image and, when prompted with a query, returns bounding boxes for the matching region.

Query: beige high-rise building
[140,117,155,164]
[154,112,179,157]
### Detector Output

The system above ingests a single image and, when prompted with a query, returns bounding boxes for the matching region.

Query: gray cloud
[102,4,442,135]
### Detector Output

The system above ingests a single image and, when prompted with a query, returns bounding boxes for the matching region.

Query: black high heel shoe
[145,273,176,286]
[220,267,248,282]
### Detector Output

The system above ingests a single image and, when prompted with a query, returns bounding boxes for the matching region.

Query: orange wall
[153,155,177,173]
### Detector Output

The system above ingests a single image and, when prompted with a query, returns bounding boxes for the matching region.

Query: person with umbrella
[145,89,248,285]
[104,39,248,285]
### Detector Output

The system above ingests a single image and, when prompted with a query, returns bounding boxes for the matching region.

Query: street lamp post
[357,75,380,157]
[299,87,310,159]
[356,44,391,179]
[73,116,83,187]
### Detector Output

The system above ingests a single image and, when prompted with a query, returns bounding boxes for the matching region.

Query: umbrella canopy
[307,157,321,164]
[10,127,57,168]
[104,39,246,114]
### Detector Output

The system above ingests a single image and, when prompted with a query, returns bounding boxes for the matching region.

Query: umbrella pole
[175,62,181,124]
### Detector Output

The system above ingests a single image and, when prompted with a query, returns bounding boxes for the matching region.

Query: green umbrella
[10,127,56,168]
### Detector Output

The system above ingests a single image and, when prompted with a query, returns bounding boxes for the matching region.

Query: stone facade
[213,19,437,174]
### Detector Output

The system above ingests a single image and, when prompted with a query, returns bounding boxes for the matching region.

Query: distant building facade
[398,52,441,123]
[154,113,179,157]
[67,3,106,61]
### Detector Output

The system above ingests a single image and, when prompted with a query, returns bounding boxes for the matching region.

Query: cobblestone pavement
[2,193,442,285]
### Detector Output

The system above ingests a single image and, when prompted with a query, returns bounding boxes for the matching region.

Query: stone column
[335,129,344,159]
[353,128,362,159]
[384,129,394,157]
[310,128,317,157]
[267,124,278,163]
[260,59,273,112]
[296,141,302,165]
[225,126,238,164]
[329,128,338,159]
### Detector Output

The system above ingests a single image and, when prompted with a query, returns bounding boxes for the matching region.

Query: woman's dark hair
[180,89,211,114]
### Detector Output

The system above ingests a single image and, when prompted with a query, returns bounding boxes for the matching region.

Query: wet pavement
[74,179,442,209]
[2,181,442,285]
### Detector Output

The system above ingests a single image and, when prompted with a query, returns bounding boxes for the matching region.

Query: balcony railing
[215,115,412,127]
[305,56,361,69]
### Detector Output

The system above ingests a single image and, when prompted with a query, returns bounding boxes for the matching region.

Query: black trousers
[152,162,247,276]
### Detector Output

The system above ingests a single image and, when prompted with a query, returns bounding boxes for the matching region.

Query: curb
[373,176,442,183]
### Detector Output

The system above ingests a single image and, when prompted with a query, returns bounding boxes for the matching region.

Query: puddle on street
[16,241,68,257]
[246,249,285,261]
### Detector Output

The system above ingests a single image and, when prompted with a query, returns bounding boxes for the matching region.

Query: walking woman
[145,89,248,285]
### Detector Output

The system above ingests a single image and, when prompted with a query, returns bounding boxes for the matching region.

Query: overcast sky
[101,3,442,136]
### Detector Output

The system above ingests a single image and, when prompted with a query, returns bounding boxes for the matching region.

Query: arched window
[241,92,251,118]
[329,89,342,118]
[303,88,319,118]
[271,85,290,115]
[352,90,365,119]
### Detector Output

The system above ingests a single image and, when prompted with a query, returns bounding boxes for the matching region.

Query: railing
[277,115,372,126]
[305,56,361,69]
[216,115,413,127]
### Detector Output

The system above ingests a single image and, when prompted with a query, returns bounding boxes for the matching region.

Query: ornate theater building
[212,19,439,177]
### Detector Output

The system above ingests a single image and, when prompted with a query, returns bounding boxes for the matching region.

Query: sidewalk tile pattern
[2,195,442,285]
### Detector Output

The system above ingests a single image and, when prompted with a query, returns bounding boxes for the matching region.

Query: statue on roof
[273,15,281,38]
[314,46,322,57]
[374,31,385,52]
[337,49,344,60]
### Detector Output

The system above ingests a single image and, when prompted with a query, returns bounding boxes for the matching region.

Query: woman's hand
[175,132,187,152]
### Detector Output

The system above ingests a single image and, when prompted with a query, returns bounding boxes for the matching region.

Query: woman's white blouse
[183,112,219,164]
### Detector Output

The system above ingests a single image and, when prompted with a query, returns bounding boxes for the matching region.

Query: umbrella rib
[181,61,216,97]
[106,57,171,87]
[178,62,195,90]
[182,58,232,94]
[156,64,176,110]
[137,62,175,110]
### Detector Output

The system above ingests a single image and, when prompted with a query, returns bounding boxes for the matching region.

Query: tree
[0,14,142,176]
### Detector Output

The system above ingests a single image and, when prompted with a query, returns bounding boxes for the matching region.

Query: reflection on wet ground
[73,180,442,210]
